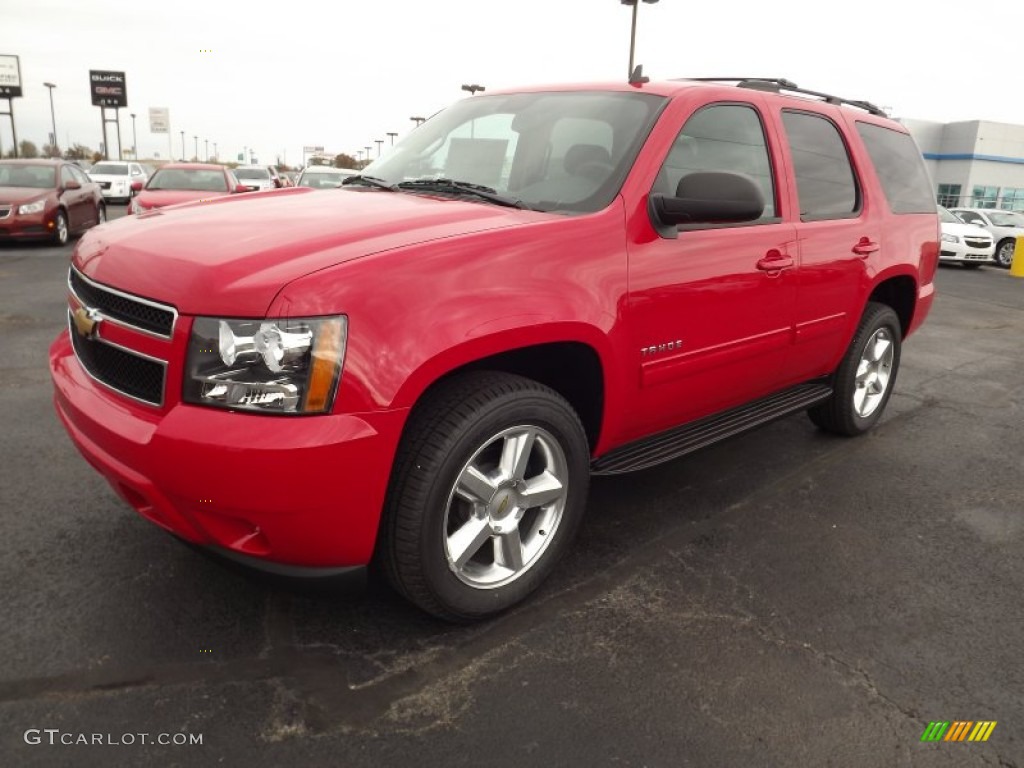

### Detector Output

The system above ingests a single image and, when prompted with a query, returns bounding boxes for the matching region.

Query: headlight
[18,200,46,215]
[940,233,959,243]
[184,316,347,414]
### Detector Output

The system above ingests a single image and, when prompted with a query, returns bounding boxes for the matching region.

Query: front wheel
[995,238,1015,268]
[51,210,69,246]
[379,372,590,621]
[808,302,902,436]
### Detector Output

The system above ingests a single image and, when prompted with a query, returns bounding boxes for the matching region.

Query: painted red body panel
[49,79,937,570]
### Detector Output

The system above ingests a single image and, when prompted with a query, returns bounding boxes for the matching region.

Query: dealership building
[902,119,1024,211]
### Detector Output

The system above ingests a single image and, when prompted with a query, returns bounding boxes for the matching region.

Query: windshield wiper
[340,175,396,191]
[395,178,527,209]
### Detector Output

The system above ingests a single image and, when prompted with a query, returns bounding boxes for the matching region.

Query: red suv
[50,78,938,620]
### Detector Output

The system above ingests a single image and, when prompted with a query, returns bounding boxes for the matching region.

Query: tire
[379,371,590,621]
[808,302,902,436]
[52,210,68,246]
[995,238,1015,268]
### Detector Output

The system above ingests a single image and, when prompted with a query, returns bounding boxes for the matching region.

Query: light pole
[621,0,659,77]
[410,116,426,127]
[43,82,58,156]
[387,131,398,146]
[461,84,485,96]
[180,130,185,161]
[213,142,218,161]
[193,135,198,161]
[204,139,208,161]
[129,112,137,159]
[375,139,383,157]
[365,145,372,164]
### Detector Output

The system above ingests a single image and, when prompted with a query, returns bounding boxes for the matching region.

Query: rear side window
[655,103,777,220]
[781,111,859,220]
[855,123,935,214]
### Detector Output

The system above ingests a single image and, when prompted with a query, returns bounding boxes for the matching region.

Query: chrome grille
[69,268,177,338]
[68,312,166,406]
[964,238,991,248]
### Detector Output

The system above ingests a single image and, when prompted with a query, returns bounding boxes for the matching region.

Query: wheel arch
[867,273,916,338]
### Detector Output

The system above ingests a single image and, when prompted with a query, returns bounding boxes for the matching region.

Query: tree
[42,144,61,158]
[64,143,93,160]
[91,151,104,164]
[19,140,39,158]
[333,153,358,169]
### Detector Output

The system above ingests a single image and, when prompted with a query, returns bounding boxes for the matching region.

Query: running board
[591,381,833,476]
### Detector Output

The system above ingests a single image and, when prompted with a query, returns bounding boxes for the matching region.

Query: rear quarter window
[856,122,935,214]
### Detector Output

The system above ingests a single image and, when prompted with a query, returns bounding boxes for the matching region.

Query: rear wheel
[808,302,902,436]
[995,238,1015,268]
[379,372,590,621]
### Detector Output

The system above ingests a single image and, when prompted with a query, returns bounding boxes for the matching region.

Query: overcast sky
[5,0,1023,165]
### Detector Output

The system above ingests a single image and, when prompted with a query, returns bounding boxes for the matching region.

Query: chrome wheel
[853,328,894,418]
[444,425,568,589]
[54,212,68,245]
[996,239,1015,268]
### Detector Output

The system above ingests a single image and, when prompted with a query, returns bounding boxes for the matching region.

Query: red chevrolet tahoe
[50,78,938,620]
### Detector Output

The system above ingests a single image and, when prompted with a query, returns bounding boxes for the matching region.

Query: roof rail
[677,77,888,117]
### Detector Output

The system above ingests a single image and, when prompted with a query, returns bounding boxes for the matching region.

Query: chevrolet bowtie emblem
[73,306,101,339]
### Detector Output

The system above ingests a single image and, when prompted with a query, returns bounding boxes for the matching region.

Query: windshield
[234,168,270,180]
[146,168,228,192]
[362,90,666,214]
[988,211,1024,227]
[299,171,355,189]
[90,163,129,175]
[938,206,961,224]
[0,164,56,188]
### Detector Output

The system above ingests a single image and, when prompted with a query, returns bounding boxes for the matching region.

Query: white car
[938,207,994,267]
[87,161,148,204]
[232,165,283,192]
[295,166,359,189]
[949,207,1024,268]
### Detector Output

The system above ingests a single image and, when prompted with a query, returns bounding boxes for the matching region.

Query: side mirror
[131,181,143,192]
[273,178,283,188]
[233,184,251,193]
[649,171,765,238]
[64,179,82,190]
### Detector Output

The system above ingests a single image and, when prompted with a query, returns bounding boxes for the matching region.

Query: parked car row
[938,206,1024,269]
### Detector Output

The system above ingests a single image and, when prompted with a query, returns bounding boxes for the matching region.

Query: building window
[972,186,999,208]
[937,183,962,208]
[999,188,1024,211]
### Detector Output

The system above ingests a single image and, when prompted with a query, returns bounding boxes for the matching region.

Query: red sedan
[0,159,105,245]
[129,163,250,214]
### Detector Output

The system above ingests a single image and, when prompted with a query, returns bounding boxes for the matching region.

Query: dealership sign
[90,70,127,107]
[149,107,170,133]
[0,55,22,98]
[303,145,325,153]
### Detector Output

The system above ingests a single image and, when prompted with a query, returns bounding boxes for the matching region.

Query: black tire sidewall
[402,385,589,619]
[996,239,1014,268]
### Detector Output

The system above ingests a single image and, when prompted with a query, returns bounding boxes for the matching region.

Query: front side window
[60,166,77,187]
[781,111,859,220]
[362,90,666,214]
[653,103,777,221]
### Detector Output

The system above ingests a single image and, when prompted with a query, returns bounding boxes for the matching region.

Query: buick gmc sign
[89,70,127,107]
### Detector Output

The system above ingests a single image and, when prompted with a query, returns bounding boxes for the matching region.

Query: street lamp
[43,82,58,156]
[213,142,218,161]
[204,139,208,161]
[193,135,198,161]
[461,84,485,96]
[129,112,137,160]
[365,145,372,163]
[620,0,659,77]
[387,131,398,145]
[375,139,383,157]
[180,130,185,161]
[410,116,426,127]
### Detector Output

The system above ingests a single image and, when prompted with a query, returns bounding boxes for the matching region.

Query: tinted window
[781,111,858,220]
[0,164,56,188]
[147,169,229,191]
[91,163,129,175]
[855,123,934,214]
[234,168,270,180]
[655,104,776,220]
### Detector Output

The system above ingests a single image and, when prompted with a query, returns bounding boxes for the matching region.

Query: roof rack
[677,78,888,117]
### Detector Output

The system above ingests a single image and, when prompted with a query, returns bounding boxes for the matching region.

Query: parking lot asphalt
[1,210,1022,767]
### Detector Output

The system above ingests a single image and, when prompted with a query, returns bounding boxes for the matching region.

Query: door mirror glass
[649,171,764,235]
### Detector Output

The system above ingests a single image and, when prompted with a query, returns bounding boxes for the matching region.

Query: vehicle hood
[0,187,52,203]
[73,187,550,316]
[941,221,991,238]
[136,189,231,209]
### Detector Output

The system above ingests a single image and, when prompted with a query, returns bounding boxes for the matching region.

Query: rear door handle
[757,251,794,272]
[852,238,880,256]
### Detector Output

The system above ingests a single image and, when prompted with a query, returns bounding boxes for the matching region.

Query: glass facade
[937,183,961,207]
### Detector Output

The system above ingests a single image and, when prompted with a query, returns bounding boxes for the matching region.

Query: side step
[591,381,832,476]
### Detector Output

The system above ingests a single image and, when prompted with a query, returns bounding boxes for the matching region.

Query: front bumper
[0,208,56,240]
[50,330,408,570]
[939,240,994,263]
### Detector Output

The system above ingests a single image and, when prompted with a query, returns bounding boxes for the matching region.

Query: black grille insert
[69,269,176,337]
[69,315,166,405]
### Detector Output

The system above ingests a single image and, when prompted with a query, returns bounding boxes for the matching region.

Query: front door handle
[852,238,880,256]
[757,251,794,272]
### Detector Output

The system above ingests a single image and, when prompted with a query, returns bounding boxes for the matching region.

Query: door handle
[852,238,880,257]
[757,251,794,271]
